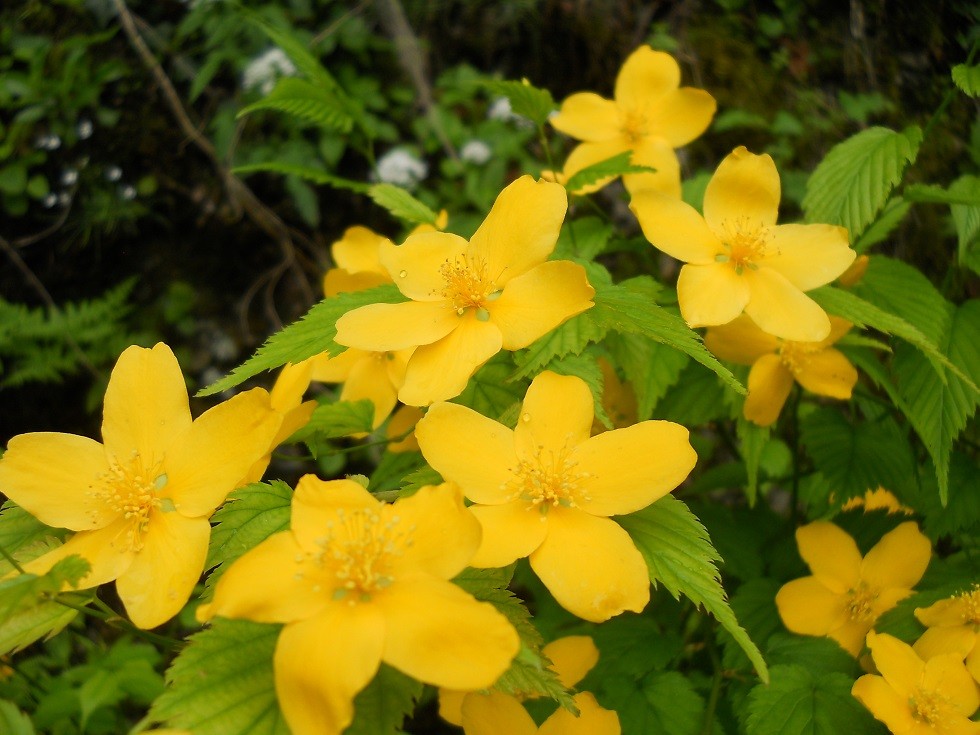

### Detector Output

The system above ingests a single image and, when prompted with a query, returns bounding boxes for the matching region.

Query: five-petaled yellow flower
[0,343,281,629]
[704,314,858,426]
[415,371,696,622]
[775,521,930,657]
[631,146,856,342]
[199,477,520,735]
[914,585,980,685]
[550,46,716,197]
[852,632,980,735]
[335,176,595,405]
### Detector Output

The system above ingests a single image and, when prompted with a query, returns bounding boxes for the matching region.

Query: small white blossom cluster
[242,48,297,96]
[373,148,428,188]
[459,139,492,165]
[486,96,534,129]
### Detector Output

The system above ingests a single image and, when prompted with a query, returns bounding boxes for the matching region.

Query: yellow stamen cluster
[845,582,880,622]
[620,108,649,144]
[778,340,819,376]
[88,453,165,551]
[716,218,773,275]
[506,444,592,514]
[439,256,496,317]
[958,584,980,625]
[909,688,946,725]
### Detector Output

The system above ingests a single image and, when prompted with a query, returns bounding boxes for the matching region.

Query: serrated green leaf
[591,280,744,395]
[652,361,730,425]
[763,634,861,676]
[293,399,375,443]
[484,78,555,126]
[853,197,910,252]
[511,311,607,379]
[368,183,437,225]
[544,351,613,429]
[243,10,339,93]
[903,182,980,205]
[398,464,443,496]
[239,77,353,132]
[233,162,370,193]
[454,355,528,422]
[368,449,424,493]
[852,255,950,344]
[618,496,768,682]
[198,285,407,396]
[745,665,877,735]
[151,619,288,734]
[0,701,35,735]
[949,175,980,274]
[0,502,68,576]
[203,482,292,598]
[908,451,980,541]
[718,579,782,672]
[803,126,921,240]
[586,615,683,680]
[595,671,705,735]
[344,664,422,735]
[605,332,689,420]
[563,151,657,193]
[952,63,980,97]
[553,216,613,260]
[738,418,770,506]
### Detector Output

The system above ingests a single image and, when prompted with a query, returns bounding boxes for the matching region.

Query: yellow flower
[915,585,980,685]
[386,405,425,452]
[631,146,856,342]
[704,314,858,426]
[550,46,716,197]
[440,635,601,726]
[0,343,281,629]
[775,521,931,656]
[335,177,595,406]
[841,487,914,515]
[461,690,620,735]
[308,347,415,429]
[852,632,980,734]
[414,370,696,622]
[198,477,519,735]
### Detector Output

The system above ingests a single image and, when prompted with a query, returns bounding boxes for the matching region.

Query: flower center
[439,255,499,318]
[716,218,772,274]
[959,584,980,626]
[307,507,414,604]
[845,581,880,622]
[777,340,819,375]
[506,442,592,514]
[88,453,167,551]
[620,108,648,144]
[909,687,948,726]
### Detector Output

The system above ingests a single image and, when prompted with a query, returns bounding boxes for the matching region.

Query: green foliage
[563,151,657,192]
[233,161,370,192]
[238,77,354,132]
[345,665,423,735]
[949,175,980,274]
[952,63,980,97]
[0,502,66,576]
[595,671,705,735]
[511,310,608,380]
[368,183,439,225]
[483,78,555,126]
[542,351,614,429]
[292,399,376,446]
[0,701,34,735]
[453,355,528,422]
[605,332,689,420]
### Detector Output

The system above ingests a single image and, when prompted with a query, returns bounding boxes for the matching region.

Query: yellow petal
[386,405,424,452]
[438,688,467,726]
[199,531,327,624]
[742,267,831,342]
[830,618,875,658]
[380,231,469,301]
[766,224,855,291]
[101,343,192,465]
[530,508,649,622]
[335,301,459,352]
[551,92,622,141]
[115,512,210,629]
[622,138,682,198]
[309,347,363,383]
[922,654,980,716]
[270,361,314,412]
[468,176,567,286]
[539,691,621,735]
[561,139,632,194]
[774,576,848,635]
[821,316,855,348]
[489,261,595,350]
[0,432,111,530]
[469,501,550,568]
[794,348,858,399]
[379,576,519,689]
[795,522,862,592]
[703,147,780,233]
[851,674,916,733]
[614,47,679,109]
[330,225,389,275]
[543,636,600,688]
[388,483,481,580]
[916,595,971,628]
[914,627,976,662]
[339,352,399,428]
[290,476,377,551]
[645,87,716,148]
[867,632,924,697]
[704,315,779,365]
[574,421,696,516]
[860,522,931,591]
[274,604,385,735]
[398,315,503,406]
[460,691,537,735]
[676,262,751,328]
[630,189,721,265]
[514,371,594,459]
[384,348,413,389]
[415,402,517,505]
[165,388,282,518]
[323,268,391,298]
[743,354,794,427]
[20,517,137,589]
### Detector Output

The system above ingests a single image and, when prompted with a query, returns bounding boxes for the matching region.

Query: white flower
[373,147,428,188]
[460,139,492,165]
[119,185,137,201]
[105,166,122,182]
[76,119,93,140]
[242,48,297,95]
[61,169,78,186]
[486,96,533,128]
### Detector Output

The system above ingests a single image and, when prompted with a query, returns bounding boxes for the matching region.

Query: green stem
[0,541,25,574]
[789,386,802,525]
[700,633,724,735]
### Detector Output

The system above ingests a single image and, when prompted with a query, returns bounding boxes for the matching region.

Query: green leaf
[0,701,35,735]
[591,279,744,395]
[745,665,879,735]
[903,182,980,205]
[738,418,771,506]
[764,634,860,677]
[198,285,407,396]
[344,665,422,735]
[952,63,980,97]
[368,183,438,225]
[652,361,730,425]
[853,197,910,252]
[0,502,68,576]
[586,615,683,680]
[618,496,768,682]
[605,332,689,420]
[544,351,613,429]
[203,482,292,598]
[718,579,782,671]
[909,451,980,541]
[802,126,922,240]
[292,399,375,443]
[483,78,555,126]
[949,175,980,275]
[243,10,339,93]
[553,216,613,260]
[454,355,528,422]
[562,151,657,193]
[369,450,424,493]
[233,162,370,193]
[151,619,289,734]
[891,301,980,503]
[852,255,950,344]
[511,311,607,380]
[398,464,444,496]
[239,77,353,132]
[594,671,705,735]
